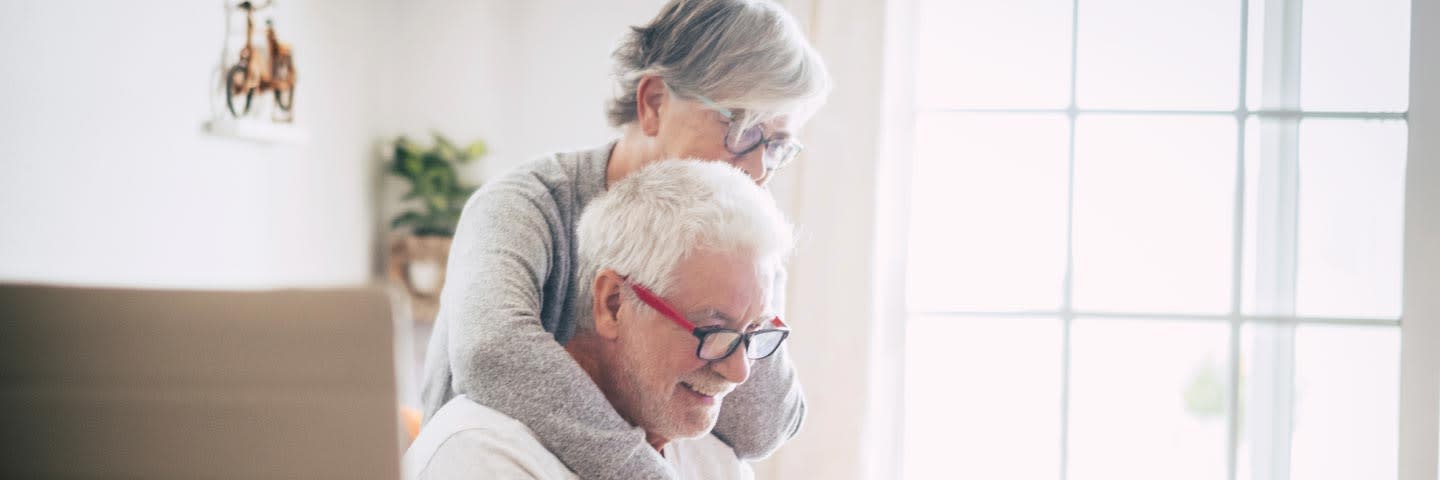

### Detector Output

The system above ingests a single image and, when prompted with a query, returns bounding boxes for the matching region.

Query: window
[901,1,1412,479]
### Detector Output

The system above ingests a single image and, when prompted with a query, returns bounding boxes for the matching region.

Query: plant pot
[407,260,443,295]
[387,234,453,322]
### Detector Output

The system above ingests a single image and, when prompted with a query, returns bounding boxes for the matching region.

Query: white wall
[374,0,665,179]
[0,0,388,288]
[0,0,665,289]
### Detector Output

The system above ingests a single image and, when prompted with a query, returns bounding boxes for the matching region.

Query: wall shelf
[203,117,308,145]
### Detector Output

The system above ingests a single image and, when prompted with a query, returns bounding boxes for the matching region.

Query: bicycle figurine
[224,0,297,119]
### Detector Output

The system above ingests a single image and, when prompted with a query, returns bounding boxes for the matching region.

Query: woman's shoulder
[465,142,612,218]
[477,143,611,205]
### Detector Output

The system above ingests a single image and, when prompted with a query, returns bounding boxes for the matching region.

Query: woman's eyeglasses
[693,94,805,174]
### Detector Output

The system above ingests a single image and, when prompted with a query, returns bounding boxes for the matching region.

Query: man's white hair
[575,160,793,331]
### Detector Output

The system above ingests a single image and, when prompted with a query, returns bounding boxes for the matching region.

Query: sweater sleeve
[708,265,807,459]
[439,182,676,480]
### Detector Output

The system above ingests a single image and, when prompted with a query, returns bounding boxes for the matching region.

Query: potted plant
[386,133,485,321]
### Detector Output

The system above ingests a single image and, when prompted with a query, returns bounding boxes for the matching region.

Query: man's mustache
[681,371,735,397]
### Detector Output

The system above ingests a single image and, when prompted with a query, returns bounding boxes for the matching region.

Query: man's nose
[712,344,752,384]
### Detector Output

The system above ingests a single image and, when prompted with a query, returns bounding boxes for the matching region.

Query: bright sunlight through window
[902,0,1411,479]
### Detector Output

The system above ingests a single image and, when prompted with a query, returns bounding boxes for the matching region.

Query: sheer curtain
[755,0,908,478]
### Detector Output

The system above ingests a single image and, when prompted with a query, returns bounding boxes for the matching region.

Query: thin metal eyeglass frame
[693,93,806,172]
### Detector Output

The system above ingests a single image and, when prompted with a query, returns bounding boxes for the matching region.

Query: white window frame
[893,0,1440,479]
[1398,0,1440,478]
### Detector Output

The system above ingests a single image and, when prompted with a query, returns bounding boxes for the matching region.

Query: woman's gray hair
[574,160,794,332]
[606,0,831,129]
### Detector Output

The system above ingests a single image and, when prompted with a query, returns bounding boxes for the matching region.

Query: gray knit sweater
[419,142,806,480]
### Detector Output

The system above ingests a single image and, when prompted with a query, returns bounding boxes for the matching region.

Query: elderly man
[405,161,794,479]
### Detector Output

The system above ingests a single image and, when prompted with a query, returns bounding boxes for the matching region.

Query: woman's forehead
[734,109,794,128]
[719,111,797,139]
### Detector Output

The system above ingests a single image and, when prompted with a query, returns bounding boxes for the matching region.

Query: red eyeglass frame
[625,280,789,360]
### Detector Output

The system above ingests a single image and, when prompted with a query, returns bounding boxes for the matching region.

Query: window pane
[1072,115,1236,314]
[1242,0,1269,112]
[1295,119,1407,318]
[906,113,1069,312]
[1236,323,1401,480]
[915,0,1072,108]
[1300,0,1412,111]
[1244,118,1410,318]
[1239,116,1264,315]
[1075,0,1240,109]
[1068,318,1230,480]
[905,316,1062,479]
[1291,324,1400,479]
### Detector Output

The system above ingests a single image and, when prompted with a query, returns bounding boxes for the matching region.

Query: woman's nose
[732,148,768,185]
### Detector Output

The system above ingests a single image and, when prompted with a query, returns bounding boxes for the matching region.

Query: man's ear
[634,76,666,137]
[591,269,625,340]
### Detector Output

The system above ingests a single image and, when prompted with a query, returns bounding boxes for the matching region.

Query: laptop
[0,284,402,479]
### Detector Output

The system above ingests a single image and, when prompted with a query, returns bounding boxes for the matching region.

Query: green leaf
[440,213,462,230]
[391,141,412,176]
[390,153,407,175]
[402,154,424,177]
[427,194,448,212]
[386,134,486,219]
[462,140,487,162]
[420,160,456,195]
[453,185,479,203]
[394,137,421,165]
[390,211,424,230]
[1183,360,1226,418]
[421,152,449,170]
[433,134,460,164]
[414,225,455,237]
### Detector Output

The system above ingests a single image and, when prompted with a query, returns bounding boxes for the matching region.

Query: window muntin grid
[903,0,1410,478]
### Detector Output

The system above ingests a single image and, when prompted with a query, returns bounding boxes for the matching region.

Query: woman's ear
[635,76,666,137]
[591,269,625,340]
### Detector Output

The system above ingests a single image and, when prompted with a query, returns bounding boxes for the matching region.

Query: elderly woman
[419,0,829,478]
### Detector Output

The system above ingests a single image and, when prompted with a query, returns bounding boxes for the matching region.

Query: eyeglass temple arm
[694,94,735,120]
[628,282,699,331]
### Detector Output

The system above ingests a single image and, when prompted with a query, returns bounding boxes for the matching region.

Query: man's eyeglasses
[626,280,790,361]
[693,94,804,174]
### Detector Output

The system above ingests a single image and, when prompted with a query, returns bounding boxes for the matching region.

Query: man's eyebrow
[686,308,773,329]
[685,308,735,325]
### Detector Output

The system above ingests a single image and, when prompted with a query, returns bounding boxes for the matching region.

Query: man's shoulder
[404,396,579,480]
[668,434,755,480]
